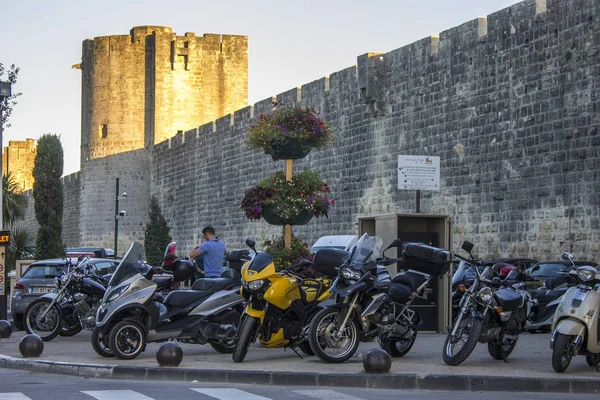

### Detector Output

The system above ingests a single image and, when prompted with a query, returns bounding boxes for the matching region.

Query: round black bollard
[363,348,392,374]
[19,334,44,358]
[0,320,12,339]
[156,342,183,367]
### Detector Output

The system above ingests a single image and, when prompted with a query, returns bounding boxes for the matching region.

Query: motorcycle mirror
[383,238,403,255]
[245,238,257,254]
[461,241,474,253]
[561,252,574,261]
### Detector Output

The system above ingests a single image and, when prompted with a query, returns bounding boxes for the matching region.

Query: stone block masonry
[17,0,600,262]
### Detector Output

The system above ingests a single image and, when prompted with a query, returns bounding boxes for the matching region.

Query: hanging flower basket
[240,169,334,223]
[262,204,314,226]
[269,137,314,160]
[246,102,333,161]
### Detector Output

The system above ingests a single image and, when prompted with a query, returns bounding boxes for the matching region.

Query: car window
[531,263,568,277]
[94,261,116,275]
[23,265,63,279]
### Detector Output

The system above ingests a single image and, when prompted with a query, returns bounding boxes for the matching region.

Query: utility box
[358,213,452,333]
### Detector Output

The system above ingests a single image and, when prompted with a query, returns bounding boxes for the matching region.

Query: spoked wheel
[91,327,114,358]
[24,299,63,342]
[552,333,575,373]
[488,318,520,360]
[59,309,82,337]
[109,320,146,360]
[443,315,483,366]
[380,328,417,357]
[308,307,360,363]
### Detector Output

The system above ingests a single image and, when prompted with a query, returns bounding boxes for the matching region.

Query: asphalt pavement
[1,329,600,394]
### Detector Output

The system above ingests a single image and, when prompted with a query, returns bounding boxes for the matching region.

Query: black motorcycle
[443,241,528,366]
[308,234,451,363]
[24,257,106,341]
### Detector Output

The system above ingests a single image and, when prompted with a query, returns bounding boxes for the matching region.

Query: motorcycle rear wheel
[60,311,83,337]
[488,319,519,360]
[232,316,259,363]
[552,333,574,373]
[24,298,63,342]
[443,315,482,366]
[209,341,236,354]
[308,307,360,363]
[91,327,114,358]
[380,329,417,357]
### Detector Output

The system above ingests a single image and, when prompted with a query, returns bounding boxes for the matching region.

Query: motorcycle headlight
[248,280,265,291]
[106,284,129,303]
[577,267,596,282]
[341,267,362,281]
[477,287,494,304]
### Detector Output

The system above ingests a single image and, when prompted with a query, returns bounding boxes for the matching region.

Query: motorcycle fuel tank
[81,277,106,296]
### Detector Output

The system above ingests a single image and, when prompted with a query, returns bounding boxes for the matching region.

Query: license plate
[32,287,55,294]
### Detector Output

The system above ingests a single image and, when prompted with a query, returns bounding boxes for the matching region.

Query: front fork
[335,292,360,337]
[39,286,67,319]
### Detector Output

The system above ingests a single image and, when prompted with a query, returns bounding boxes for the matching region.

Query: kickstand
[289,346,304,360]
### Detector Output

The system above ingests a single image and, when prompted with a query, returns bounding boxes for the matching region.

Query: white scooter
[550,262,600,372]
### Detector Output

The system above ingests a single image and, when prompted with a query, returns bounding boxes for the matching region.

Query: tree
[7,226,35,272]
[33,134,64,259]
[144,196,171,266]
[3,172,28,228]
[0,63,22,130]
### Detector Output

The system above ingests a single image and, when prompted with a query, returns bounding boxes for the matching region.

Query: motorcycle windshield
[347,233,382,269]
[107,242,149,288]
[452,260,476,285]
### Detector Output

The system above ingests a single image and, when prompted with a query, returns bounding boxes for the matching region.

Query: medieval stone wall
[18,0,600,262]
[149,0,600,261]
[2,139,36,191]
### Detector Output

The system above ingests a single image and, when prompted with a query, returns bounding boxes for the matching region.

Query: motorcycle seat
[191,277,238,292]
[163,289,212,309]
[392,271,428,291]
[388,271,429,304]
[494,288,523,311]
[533,289,564,304]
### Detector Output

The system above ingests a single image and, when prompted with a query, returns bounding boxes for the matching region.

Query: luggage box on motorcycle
[313,248,349,277]
[226,249,250,273]
[402,243,451,276]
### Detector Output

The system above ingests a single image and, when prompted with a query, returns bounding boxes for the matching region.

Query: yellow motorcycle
[232,239,345,363]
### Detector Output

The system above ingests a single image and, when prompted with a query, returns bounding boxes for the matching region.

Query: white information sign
[398,155,440,190]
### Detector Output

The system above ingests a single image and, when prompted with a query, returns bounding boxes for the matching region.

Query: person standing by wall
[189,226,226,278]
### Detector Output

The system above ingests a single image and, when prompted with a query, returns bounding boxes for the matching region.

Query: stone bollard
[19,334,44,358]
[363,348,392,374]
[0,320,12,339]
[156,342,183,367]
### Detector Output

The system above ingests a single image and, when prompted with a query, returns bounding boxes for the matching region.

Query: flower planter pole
[284,159,293,249]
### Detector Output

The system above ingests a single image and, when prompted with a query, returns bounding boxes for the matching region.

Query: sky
[0,0,520,176]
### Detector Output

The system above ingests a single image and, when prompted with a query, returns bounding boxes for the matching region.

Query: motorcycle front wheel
[109,320,146,360]
[308,307,360,363]
[443,315,482,366]
[552,333,575,373]
[91,327,114,358]
[232,316,259,363]
[380,328,417,357]
[24,298,63,342]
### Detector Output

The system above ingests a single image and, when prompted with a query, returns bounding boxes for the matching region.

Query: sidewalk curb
[1,355,599,394]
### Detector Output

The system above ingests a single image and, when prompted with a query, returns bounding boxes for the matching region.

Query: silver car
[11,258,119,330]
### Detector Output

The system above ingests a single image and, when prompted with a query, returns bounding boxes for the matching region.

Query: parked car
[11,258,120,330]
[310,235,359,253]
[526,260,599,283]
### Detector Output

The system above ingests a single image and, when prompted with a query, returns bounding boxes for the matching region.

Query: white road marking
[0,394,32,400]
[82,390,155,400]
[294,390,366,400]
[190,388,273,400]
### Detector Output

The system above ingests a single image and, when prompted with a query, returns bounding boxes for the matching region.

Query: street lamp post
[113,177,128,258]
[0,81,12,320]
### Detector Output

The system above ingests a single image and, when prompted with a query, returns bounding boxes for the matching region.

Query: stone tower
[80,25,248,163]
[2,138,36,191]
[75,26,248,253]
